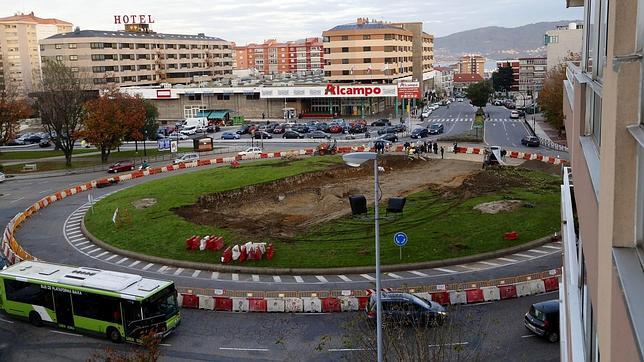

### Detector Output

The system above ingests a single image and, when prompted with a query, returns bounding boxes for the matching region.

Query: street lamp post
[342,152,382,362]
[143,130,147,157]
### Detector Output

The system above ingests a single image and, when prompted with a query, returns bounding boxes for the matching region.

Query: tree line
[0,60,159,166]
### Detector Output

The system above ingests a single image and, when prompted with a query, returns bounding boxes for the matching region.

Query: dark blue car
[221,132,240,140]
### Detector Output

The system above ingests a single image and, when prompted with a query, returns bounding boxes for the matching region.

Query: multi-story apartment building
[322,18,433,92]
[0,12,72,96]
[234,38,323,75]
[561,0,643,361]
[452,73,483,94]
[433,66,453,96]
[544,22,583,71]
[518,56,546,96]
[496,59,520,92]
[458,54,485,79]
[40,25,233,90]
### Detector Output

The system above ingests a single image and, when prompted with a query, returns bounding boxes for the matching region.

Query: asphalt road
[0,292,560,361]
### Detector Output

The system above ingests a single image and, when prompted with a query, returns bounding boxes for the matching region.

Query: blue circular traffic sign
[393,232,408,247]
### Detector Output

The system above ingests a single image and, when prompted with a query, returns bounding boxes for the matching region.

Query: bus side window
[122,300,142,326]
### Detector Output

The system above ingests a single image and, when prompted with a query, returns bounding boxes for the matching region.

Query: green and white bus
[0,260,181,343]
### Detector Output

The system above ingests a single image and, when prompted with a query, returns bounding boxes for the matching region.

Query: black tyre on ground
[107,327,122,343]
[28,311,43,327]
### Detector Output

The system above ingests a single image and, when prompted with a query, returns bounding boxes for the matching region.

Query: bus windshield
[142,285,178,320]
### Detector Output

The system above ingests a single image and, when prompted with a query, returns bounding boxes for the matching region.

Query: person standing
[440,146,444,159]
[262,112,266,119]
[453,142,458,154]
[433,142,438,155]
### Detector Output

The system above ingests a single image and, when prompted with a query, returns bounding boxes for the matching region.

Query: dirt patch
[132,198,157,209]
[473,200,523,214]
[519,159,562,176]
[173,156,480,239]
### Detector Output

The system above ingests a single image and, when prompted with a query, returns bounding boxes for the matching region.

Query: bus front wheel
[107,327,122,343]
[29,311,43,327]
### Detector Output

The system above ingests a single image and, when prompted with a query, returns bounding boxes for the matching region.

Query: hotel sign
[114,15,155,24]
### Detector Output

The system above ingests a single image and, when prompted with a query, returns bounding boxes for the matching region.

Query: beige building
[545,22,583,71]
[0,12,72,96]
[518,57,546,96]
[321,18,433,91]
[561,0,643,361]
[457,54,485,79]
[40,25,233,90]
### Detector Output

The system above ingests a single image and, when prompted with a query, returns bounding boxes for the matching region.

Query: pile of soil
[519,159,562,176]
[442,169,531,200]
[173,156,480,239]
[473,200,524,214]
[132,198,157,209]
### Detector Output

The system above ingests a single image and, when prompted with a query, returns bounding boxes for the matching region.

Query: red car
[108,161,135,173]
[328,124,343,134]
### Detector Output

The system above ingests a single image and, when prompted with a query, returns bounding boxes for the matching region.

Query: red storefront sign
[397,81,421,99]
[325,84,383,97]
[156,89,171,98]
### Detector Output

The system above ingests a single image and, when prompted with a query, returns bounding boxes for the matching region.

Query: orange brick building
[234,38,323,74]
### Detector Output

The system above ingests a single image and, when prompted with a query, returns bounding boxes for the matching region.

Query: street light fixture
[342,151,383,362]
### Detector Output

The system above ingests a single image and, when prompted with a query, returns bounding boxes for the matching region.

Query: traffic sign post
[393,232,408,260]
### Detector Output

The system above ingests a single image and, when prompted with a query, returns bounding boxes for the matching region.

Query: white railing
[560,166,586,362]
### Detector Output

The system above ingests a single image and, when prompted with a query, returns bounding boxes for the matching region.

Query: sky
[8,0,583,44]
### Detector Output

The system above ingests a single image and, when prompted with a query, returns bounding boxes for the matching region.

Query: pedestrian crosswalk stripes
[425,117,523,123]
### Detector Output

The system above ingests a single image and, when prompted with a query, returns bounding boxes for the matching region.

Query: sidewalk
[528,113,567,147]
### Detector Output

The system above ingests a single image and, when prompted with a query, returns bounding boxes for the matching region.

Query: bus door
[53,291,74,328]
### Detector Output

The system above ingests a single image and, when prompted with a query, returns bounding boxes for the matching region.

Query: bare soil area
[473,200,524,214]
[174,156,481,239]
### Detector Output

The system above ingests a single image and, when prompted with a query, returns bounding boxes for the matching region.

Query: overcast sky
[10,0,583,44]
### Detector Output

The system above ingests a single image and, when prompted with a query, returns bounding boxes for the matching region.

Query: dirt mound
[473,200,523,214]
[519,159,562,176]
[173,157,480,240]
[132,198,157,209]
[442,169,531,200]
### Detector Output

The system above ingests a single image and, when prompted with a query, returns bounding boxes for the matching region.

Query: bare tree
[34,59,93,167]
[0,89,31,146]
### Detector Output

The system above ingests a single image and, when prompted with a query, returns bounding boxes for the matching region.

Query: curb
[81,217,556,275]
[173,269,562,313]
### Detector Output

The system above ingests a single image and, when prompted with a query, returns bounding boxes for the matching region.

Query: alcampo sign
[325,84,382,97]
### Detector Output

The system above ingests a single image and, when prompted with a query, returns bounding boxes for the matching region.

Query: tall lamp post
[342,152,382,362]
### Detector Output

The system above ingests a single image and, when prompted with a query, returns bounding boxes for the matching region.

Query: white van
[184,117,208,129]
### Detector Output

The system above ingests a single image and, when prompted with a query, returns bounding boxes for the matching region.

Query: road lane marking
[316,275,328,283]
[409,270,429,277]
[521,334,537,338]
[434,267,457,274]
[232,273,239,281]
[116,257,129,264]
[38,189,52,194]
[252,274,260,282]
[9,197,24,204]
[478,261,500,266]
[95,251,109,258]
[66,226,80,231]
[0,318,14,324]
[104,254,118,261]
[158,266,169,273]
[273,275,282,283]
[498,257,517,263]
[328,348,368,352]
[142,263,154,271]
[462,301,493,307]
[75,241,90,247]
[173,268,184,276]
[128,260,141,268]
[338,275,352,282]
[192,270,201,278]
[219,347,268,352]
[514,253,533,259]
[50,330,82,337]
[428,342,469,348]
[79,245,95,251]
[386,273,403,279]
[360,274,375,281]
[294,276,304,283]
[542,245,561,250]
[211,272,219,279]
[529,249,548,254]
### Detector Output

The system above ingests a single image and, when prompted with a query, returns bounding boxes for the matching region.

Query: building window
[323,36,330,42]
[324,71,331,77]
[90,42,103,49]
[216,94,230,100]
[70,67,79,72]
[187,94,202,101]
[341,47,349,53]
[363,46,371,52]
[363,35,370,40]
[363,58,371,63]
[584,88,602,147]
[68,43,77,49]
[342,59,349,64]
[342,70,350,75]
[385,34,394,40]
[69,55,78,61]
[55,55,63,61]
[341,35,349,41]
[55,44,62,49]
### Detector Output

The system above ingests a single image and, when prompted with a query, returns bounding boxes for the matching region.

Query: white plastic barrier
[515,281,532,297]
[302,297,322,312]
[413,292,432,302]
[449,290,467,305]
[266,298,285,312]
[232,297,249,312]
[339,296,359,312]
[481,286,500,301]
[528,279,546,294]
[177,293,183,307]
[198,295,215,310]
[284,298,304,313]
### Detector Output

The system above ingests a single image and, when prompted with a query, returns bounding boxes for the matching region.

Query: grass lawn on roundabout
[84,156,561,269]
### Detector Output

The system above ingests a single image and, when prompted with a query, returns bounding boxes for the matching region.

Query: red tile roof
[453,73,484,83]
[434,66,453,73]
[0,12,71,25]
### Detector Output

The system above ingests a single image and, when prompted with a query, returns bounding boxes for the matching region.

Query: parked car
[168,132,189,140]
[282,130,304,139]
[428,123,445,135]
[253,131,273,139]
[108,161,135,173]
[220,132,240,140]
[521,135,541,147]
[24,134,44,144]
[291,125,309,134]
[349,123,367,134]
[206,124,220,133]
[237,147,262,156]
[38,138,51,148]
[173,153,199,164]
[524,300,560,343]
[7,139,25,146]
[315,123,330,132]
[327,124,343,134]
[309,130,330,139]
[0,172,5,183]
[421,109,432,118]
[371,119,391,127]
[411,128,429,139]
[272,125,286,134]
[366,292,447,327]
[236,125,251,134]
[493,100,503,106]
[393,124,406,133]
[378,133,398,143]
[377,126,397,135]
[180,125,198,135]
[510,110,521,119]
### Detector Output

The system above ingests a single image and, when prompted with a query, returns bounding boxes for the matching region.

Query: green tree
[492,63,514,93]
[540,63,566,134]
[466,81,492,109]
[142,101,159,141]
